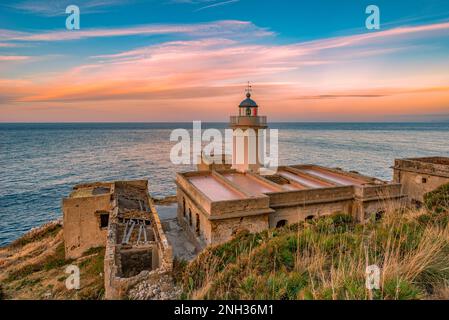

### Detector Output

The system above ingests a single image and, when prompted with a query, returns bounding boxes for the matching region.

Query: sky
[0,0,449,122]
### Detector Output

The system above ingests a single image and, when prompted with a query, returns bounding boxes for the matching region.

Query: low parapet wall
[394,158,449,178]
[354,183,403,200]
[147,195,173,272]
[268,186,355,208]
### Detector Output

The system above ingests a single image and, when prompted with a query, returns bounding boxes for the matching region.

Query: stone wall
[268,186,354,209]
[104,188,173,300]
[119,247,154,278]
[177,172,273,247]
[394,160,449,203]
[210,215,269,244]
[269,199,353,227]
[104,221,172,299]
[62,193,112,259]
[177,187,212,248]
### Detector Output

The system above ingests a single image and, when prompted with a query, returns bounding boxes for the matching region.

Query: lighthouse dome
[239,92,258,108]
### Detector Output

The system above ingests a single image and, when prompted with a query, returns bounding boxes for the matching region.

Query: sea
[1,122,448,246]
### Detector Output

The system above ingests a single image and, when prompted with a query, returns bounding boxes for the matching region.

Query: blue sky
[0,0,449,121]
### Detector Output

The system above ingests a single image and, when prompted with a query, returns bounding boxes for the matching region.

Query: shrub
[424,183,449,214]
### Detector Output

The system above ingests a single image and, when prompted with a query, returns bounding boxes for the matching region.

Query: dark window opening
[195,214,200,236]
[182,198,186,217]
[276,220,288,228]
[188,209,192,226]
[305,215,315,221]
[375,210,385,221]
[422,177,427,184]
[100,213,109,229]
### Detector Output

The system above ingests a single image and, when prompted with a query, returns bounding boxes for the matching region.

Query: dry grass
[181,203,449,300]
[0,223,105,300]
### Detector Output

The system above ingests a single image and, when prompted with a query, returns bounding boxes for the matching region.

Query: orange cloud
[1,20,449,121]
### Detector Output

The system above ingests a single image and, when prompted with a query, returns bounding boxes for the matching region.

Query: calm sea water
[1,122,448,246]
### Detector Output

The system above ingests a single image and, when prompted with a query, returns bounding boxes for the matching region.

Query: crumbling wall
[210,215,269,245]
[393,158,449,204]
[104,183,173,300]
[62,193,112,259]
[395,169,449,204]
[119,247,154,278]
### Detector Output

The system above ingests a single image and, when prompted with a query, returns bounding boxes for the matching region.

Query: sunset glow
[1,0,449,122]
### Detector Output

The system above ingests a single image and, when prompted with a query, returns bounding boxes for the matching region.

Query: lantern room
[239,87,258,117]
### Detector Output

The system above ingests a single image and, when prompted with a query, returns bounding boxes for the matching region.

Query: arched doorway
[276,220,288,228]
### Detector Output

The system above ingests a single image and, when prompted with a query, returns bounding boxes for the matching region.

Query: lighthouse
[230,83,268,173]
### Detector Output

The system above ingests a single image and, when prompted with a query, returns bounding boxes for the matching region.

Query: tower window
[246,108,251,116]
[422,177,427,184]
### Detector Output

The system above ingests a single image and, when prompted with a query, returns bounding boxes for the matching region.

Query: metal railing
[230,116,267,126]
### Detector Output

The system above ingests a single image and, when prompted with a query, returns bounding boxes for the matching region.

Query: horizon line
[1,121,448,124]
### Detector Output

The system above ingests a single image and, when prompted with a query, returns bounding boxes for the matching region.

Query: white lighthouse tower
[230,83,268,173]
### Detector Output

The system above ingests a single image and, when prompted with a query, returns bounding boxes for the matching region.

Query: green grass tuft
[182,208,449,300]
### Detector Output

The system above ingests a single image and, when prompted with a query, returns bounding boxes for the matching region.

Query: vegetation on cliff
[0,221,105,300]
[2,185,449,300]
[425,183,449,214]
[181,185,449,300]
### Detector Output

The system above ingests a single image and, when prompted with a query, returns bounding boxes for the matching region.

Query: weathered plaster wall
[394,170,449,203]
[269,200,353,227]
[177,188,211,248]
[210,215,269,245]
[62,194,112,259]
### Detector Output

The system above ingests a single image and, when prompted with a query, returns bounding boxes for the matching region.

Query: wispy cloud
[0,55,30,61]
[194,0,239,12]
[0,20,273,42]
[9,19,449,104]
[293,87,449,100]
[2,0,137,16]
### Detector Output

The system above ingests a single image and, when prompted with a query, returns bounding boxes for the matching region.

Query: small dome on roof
[239,92,258,108]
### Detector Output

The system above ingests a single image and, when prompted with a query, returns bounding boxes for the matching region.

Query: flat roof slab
[298,167,368,186]
[278,170,333,189]
[189,175,243,201]
[222,173,279,195]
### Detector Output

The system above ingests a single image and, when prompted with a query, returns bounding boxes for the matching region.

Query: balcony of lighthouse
[230,115,267,128]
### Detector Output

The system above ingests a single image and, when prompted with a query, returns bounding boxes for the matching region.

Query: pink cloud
[0,55,30,61]
[1,20,449,121]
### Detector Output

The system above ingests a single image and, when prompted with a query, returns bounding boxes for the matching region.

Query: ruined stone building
[176,90,405,248]
[63,182,114,259]
[62,180,172,299]
[393,157,449,204]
